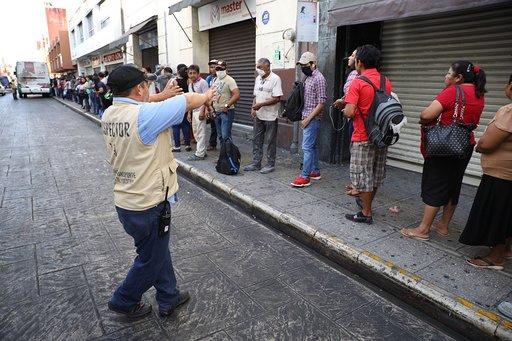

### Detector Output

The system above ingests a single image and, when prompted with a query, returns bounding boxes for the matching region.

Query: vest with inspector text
[102,101,179,211]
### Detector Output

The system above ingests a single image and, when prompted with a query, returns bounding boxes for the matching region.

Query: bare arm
[419,100,443,124]
[344,104,356,119]
[227,88,241,107]
[476,123,511,153]
[149,79,182,102]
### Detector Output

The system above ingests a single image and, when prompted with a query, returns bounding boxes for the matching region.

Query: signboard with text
[103,51,124,63]
[198,0,256,31]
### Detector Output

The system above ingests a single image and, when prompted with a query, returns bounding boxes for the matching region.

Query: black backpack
[282,78,305,121]
[358,75,407,148]
[216,138,241,175]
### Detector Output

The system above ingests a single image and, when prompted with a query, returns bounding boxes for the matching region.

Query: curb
[55,97,512,340]
[176,160,512,340]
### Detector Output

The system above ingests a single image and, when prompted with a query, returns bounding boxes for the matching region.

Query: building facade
[45,7,76,75]
[319,0,512,181]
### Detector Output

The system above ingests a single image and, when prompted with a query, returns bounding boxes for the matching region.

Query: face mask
[301,66,313,76]
[256,69,266,77]
[216,70,226,79]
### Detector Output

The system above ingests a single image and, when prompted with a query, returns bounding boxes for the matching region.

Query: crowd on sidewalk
[55,46,512,321]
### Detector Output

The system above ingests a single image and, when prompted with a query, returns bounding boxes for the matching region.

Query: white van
[15,61,51,98]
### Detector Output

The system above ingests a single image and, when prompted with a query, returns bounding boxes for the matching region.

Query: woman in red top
[401,61,486,241]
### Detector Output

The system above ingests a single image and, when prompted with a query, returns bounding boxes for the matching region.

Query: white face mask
[256,68,266,77]
[216,70,226,79]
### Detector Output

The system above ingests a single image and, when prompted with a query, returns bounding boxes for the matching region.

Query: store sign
[103,51,124,63]
[296,1,318,42]
[91,56,100,67]
[262,10,270,25]
[198,0,256,31]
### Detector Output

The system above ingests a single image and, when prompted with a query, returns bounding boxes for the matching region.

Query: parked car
[0,76,9,95]
[0,84,6,96]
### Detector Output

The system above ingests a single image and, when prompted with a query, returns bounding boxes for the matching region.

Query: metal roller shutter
[209,20,256,125]
[380,5,512,178]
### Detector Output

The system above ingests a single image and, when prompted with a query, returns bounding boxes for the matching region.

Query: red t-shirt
[420,84,485,157]
[345,69,392,142]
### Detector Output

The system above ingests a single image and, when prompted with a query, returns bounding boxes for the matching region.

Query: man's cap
[108,64,152,93]
[208,59,218,65]
[297,51,316,65]
[215,60,227,70]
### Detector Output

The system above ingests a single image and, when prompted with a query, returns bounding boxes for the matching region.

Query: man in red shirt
[343,45,392,224]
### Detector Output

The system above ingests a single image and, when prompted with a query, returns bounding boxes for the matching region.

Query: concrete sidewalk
[55,97,512,339]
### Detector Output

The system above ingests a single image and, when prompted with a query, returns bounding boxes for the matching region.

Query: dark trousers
[172,114,191,147]
[252,118,277,167]
[209,118,217,147]
[110,202,180,311]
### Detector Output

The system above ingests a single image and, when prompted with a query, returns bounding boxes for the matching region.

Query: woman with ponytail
[401,61,486,241]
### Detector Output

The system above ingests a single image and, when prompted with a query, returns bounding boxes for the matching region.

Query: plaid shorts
[350,141,388,192]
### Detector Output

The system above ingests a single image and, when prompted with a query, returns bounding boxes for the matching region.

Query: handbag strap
[453,85,466,123]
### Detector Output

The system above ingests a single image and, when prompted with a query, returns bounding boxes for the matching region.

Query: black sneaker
[108,301,152,319]
[345,211,373,224]
[159,291,191,317]
[243,163,261,171]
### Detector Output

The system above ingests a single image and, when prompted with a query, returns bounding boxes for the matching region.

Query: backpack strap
[358,75,378,92]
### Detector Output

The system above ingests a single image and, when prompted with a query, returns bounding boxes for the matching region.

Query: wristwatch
[224,104,229,108]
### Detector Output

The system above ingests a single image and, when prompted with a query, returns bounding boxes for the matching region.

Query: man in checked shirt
[291,52,327,187]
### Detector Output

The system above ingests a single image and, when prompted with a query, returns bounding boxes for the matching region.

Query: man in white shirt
[244,58,283,174]
[187,65,210,160]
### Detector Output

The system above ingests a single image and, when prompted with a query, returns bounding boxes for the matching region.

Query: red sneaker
[291,176,311,187]
[310,172,322,180]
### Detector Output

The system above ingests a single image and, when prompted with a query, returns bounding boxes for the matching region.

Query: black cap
[215,60,227,70]
[108,64,151,93]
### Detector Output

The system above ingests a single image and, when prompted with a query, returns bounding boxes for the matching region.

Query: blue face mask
[301,66,313,76]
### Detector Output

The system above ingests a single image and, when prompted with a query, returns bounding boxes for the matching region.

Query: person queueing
[401,61,486,240]
[10,79,18,100]
[102,64,214,318]
[171,64,192,152]
[460,74,512,270]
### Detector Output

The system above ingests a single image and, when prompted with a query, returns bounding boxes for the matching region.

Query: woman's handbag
[423,85,476,158]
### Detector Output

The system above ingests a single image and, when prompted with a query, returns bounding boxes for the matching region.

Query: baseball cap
[208,59,218,65]
[108,64,152,93]
[215,60,227,70]
[297,51,316,65]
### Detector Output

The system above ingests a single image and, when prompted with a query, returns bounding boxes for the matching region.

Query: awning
[108,15,158,50]
[168,0,214,15]
[328,0,510,26]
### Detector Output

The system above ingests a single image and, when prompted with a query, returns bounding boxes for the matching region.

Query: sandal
[400,228,429,241]
[345,189,361,197]
[430,225,449,237]
[466,256,504,270]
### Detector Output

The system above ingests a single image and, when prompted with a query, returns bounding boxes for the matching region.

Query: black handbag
[423,85,476,158]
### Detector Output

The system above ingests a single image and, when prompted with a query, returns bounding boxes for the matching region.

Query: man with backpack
[290,52,327,187]
[343,45,393,224]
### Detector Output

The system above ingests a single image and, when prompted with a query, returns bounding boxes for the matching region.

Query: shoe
[466,256,504,270]
[345,211,373,224]
[498,302,512,319]
[310,172,321,180]
[172,147,181,152]
[185,146,192,152]
[260,165,275,174]
[243,163,261,171]
[108,301,152,319]
[399,228,429,241]
[159,291,191,317]
[291,176,310,187]
[188,154,205,161]
[207,145,216,151]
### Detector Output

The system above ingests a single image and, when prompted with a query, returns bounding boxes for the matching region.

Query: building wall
[68,0,123,63]
[123,0,158,66]
[45,8,68,45]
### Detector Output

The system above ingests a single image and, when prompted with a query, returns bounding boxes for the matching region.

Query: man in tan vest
[102,64,214,319]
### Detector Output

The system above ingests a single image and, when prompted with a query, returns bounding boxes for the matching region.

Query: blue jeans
[172,114,191,147]
[301,118,320,178]
[215,109,235,143]
[110,203,180,311]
